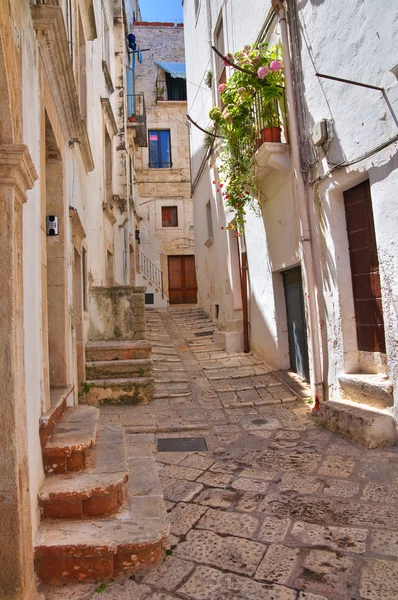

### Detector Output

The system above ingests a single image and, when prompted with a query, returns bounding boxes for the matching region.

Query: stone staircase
[34,389,169,584]
[82,286,154,406]
[84,340,153,405]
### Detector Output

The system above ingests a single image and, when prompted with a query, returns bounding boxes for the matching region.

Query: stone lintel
[80,0,98,41]
[0,144,37,203]
[69,206,87,243]
[101,97,118,137]
[31,4,94,173]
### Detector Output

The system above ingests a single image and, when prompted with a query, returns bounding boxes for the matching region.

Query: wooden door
[344,180,386,352]
[168,255,197,304]
[283,267,310,381]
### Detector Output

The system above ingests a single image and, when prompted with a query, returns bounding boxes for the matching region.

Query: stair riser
[35,538,167,584]
[40,484,124,519]
[86,348,151,361]
[43,449,90,474]
[86,382,153,406]
[86,364,152,380]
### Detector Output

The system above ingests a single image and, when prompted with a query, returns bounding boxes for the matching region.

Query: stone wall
[88,286,146,341]
[132,25,195,303]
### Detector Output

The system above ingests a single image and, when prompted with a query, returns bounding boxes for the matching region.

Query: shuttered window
[162,206,178,227]
[344,180,386,352]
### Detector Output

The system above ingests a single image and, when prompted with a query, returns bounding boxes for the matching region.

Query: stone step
[318,399,397,449]
[35,446,169,584]
[85,377,154,406]
[39,386,74,447]
[39,426,128,519]
[42,407,99,474]
[85,340,152,361]
[86,358,152,380]
[339,373,394,410]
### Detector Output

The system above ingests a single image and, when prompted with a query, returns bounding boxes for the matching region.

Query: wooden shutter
[344,180,386,352]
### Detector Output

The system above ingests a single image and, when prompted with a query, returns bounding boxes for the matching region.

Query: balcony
[127,93,147,147]
[253,93,290,182]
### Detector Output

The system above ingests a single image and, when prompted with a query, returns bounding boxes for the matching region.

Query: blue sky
[138,0,183,22]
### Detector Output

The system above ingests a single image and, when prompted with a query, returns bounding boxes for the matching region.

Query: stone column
[0,145,38,600]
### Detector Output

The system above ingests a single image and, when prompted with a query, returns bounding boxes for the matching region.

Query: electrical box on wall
[46,215,59,236]
[311,120,328,147]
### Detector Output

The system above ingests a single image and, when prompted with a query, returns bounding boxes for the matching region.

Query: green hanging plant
[208,42,284,234]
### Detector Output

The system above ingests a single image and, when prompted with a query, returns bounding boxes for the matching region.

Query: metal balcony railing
[137,250,164,298]
[253,90,288,145]
[127,93,147,147]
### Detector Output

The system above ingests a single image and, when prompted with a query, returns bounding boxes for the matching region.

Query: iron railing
[253,90,288,145]
[127,93,147,147]
[137,250,164,298]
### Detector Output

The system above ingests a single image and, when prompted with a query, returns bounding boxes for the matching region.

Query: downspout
[240,235,250,353]
[275,0,324,409]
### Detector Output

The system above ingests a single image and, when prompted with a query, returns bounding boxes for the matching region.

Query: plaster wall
[184,0,297,348]
[296,0,398,409]
[16,0,138,544]
[184,0,398,410]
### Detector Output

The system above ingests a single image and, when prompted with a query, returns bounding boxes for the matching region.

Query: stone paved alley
[43,307,398,600]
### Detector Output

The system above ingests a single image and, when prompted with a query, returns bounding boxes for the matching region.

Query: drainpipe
[240,235,250,353]
[275,0,324,409]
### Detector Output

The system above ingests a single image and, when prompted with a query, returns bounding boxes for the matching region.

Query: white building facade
[0,0,145,596]
[183,0,398,435]
[130,22,196,307]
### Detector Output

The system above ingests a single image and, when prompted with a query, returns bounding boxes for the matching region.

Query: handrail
[137,250,164,298]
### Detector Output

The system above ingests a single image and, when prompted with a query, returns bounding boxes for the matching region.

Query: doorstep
[339,372,393,409]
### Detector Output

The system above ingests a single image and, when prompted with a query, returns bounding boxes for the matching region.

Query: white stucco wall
[184,0,398,409]
[20,0,138,537]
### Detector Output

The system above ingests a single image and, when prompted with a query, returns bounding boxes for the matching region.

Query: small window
[162,206,178,227]
[103,11,110,67]
[106,249,114,285]
[78,9,87,121]
[82,248,88,311]
[206,200,213,239]
[215,18,226,105]
[149,130,172,168]
[166,73,187,101]
[104,129,112,204]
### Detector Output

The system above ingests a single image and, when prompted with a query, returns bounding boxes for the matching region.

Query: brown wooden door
[168,255,197,304]
[344,180,386,352]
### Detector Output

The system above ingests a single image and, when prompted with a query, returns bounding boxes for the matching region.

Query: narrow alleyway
[43,306,398,600]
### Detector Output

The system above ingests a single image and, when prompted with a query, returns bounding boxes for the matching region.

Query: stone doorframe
[70,207,87,395]
[0,144,38,599]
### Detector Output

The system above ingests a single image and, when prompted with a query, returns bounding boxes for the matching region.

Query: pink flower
[218,83,227,92]
[237,87,245,94]
[270,60,282,72]
[257,66,269,79]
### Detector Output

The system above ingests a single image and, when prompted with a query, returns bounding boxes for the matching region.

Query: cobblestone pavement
[44,306,398,600]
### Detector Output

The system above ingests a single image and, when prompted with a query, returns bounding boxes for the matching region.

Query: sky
[138,0,183,23]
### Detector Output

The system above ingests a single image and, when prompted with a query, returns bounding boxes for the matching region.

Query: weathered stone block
[318,400,397,449]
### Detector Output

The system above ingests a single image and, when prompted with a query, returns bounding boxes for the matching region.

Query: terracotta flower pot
[128,116,137,122]
[157,96,164,101]
[261,126,282,143]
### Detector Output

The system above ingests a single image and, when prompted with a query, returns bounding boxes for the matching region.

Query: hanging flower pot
[261,126,282,143]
